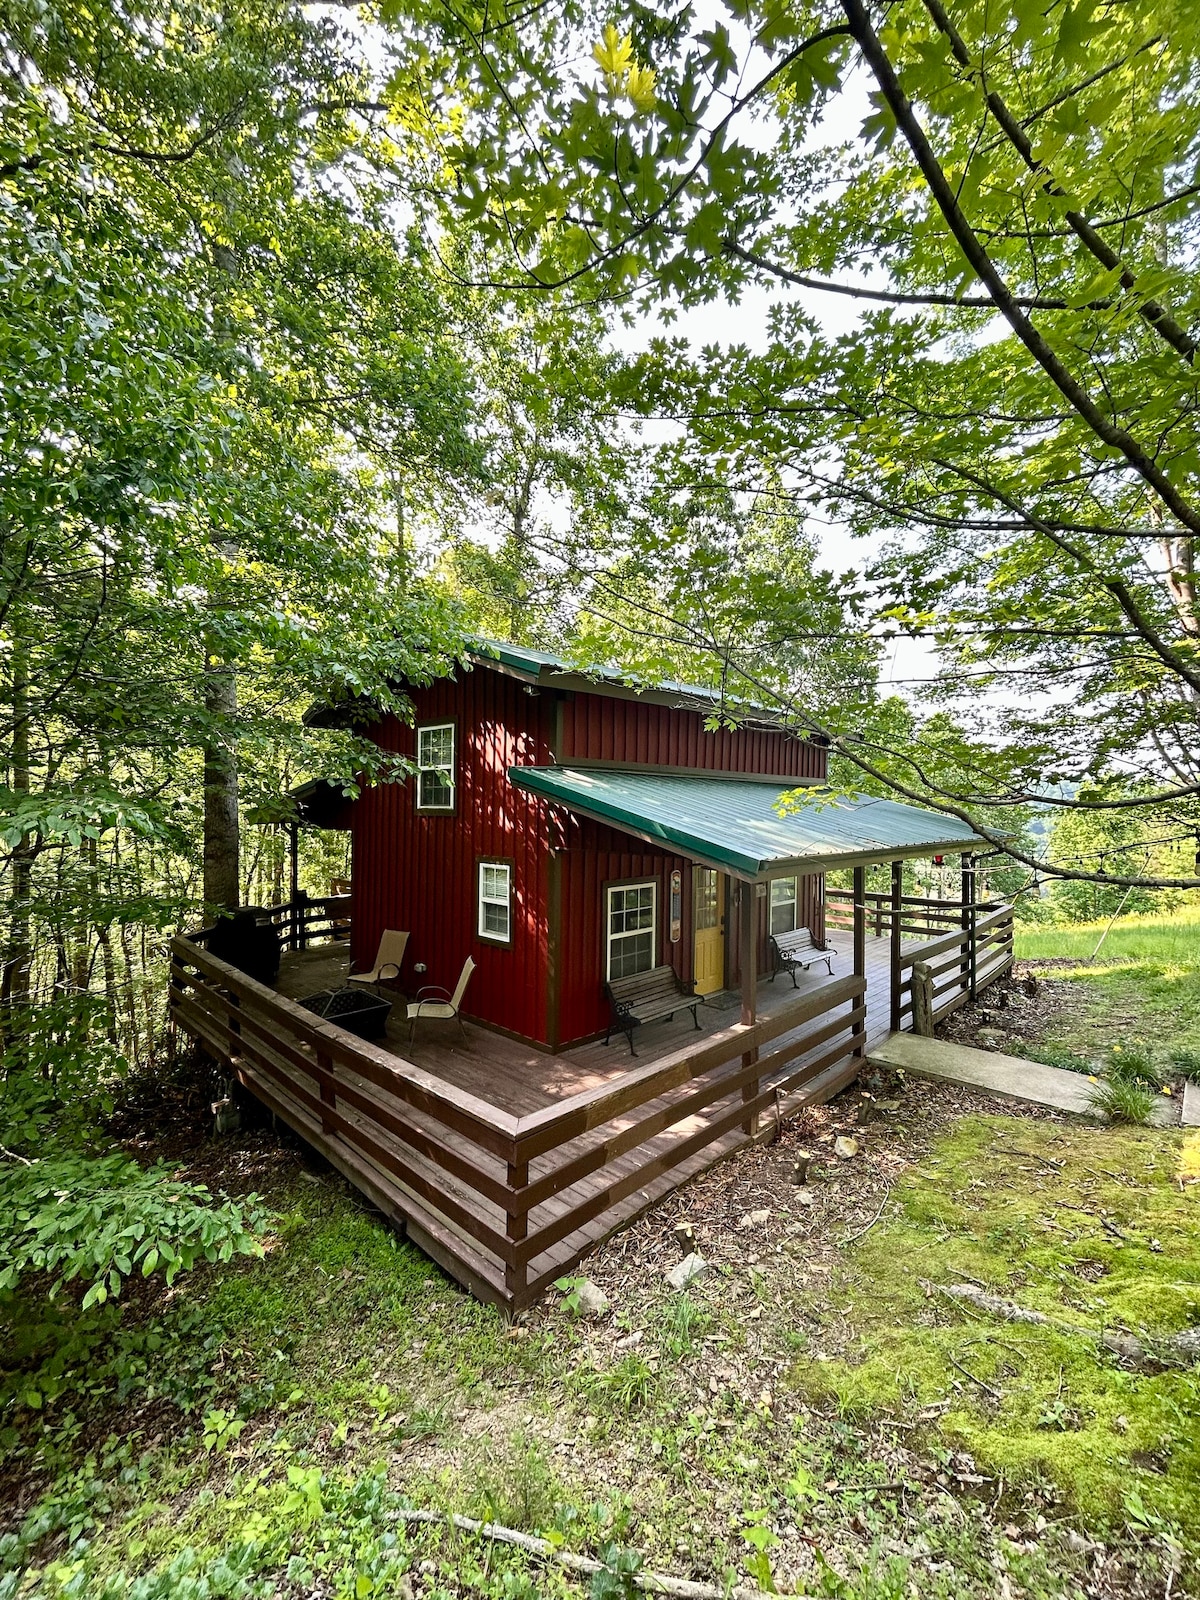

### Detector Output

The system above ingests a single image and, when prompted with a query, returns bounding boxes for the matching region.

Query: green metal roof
[469,639,778,719]
[507,766,987,880]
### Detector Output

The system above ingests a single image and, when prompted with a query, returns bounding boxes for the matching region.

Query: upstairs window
[416,723,455,811]
[770,877,798,937]
[478,861,512,943]
[607,882,657,980]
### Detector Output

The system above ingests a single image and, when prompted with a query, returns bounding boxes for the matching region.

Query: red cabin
[335,643,830,1050]
[173,641,1012,1308]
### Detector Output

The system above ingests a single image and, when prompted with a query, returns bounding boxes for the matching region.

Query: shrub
[1088,1079,1157,1126]
[1103,1046,1166,1087]
[0,1152,267,1307]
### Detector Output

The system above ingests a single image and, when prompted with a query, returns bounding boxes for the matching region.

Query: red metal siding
[558,695,825,779]
[350,669,560,1046]
[348,664,828,1051]
[555,816,691,1047]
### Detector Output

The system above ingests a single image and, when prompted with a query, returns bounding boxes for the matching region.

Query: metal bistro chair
[347,929,409,993]
[407,956,476,1045]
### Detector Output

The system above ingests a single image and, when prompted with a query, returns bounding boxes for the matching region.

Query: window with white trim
[606,881,657,980]
[770,877,798,937]
[478,861,512,943]
[415,723,455,811]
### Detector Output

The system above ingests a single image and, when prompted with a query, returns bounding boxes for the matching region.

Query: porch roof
[508,766,987,880]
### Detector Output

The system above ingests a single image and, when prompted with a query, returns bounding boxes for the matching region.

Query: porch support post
[739,881,757,1026]
[961,852,977,1001]
[739,882,760,1135]
[853,865,866,1058]
[288,822,300,947]
[889,859,903,1033]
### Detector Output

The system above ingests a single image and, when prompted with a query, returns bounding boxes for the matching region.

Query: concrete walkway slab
[867,1032,1175,1126]
[1183,1080,1200,1129]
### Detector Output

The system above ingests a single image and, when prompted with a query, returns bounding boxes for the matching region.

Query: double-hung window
[415,723,455,811]
[769,877,798,937]
[606,882,657,980]
[478,861,512,943]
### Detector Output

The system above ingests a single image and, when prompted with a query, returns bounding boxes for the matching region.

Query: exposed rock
[976,1028,1007,1049]
[793,1187,815,1208]
[574,1280,611,1320]
[834,1136,860,1159]
[666,1252,708,1291]
[738,1208,771,1231]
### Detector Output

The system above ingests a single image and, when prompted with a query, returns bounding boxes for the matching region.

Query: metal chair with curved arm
[406,956,476,1044]
[347,929,409,993]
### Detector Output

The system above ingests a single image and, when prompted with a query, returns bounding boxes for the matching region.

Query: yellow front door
[693,868,725,996]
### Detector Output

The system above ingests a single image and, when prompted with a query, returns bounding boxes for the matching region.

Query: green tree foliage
[0,1,488,1292]
[437,297,631,646]
[386,0,1200,891]
[0,0,478,996]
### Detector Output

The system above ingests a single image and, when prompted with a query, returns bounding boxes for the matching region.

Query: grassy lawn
[998,910,1200,1075]
[4,1077,1200,1600]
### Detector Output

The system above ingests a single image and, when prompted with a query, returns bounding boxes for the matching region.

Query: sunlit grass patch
[787,1116,1200,1533]
[1015,908,1200,968]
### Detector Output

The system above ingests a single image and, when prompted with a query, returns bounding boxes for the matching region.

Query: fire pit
[299,987,392,1041]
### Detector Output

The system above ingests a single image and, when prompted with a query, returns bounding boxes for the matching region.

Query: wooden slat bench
[769,927,836,986]
[604,965,701,1056]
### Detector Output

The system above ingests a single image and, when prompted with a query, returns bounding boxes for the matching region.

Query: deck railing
[188,894,352,954]
[893,904,1015,1030]
[170,936,866,1310]
[825,887,999,940]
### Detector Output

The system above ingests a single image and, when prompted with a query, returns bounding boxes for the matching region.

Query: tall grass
[1014,906,1200,966]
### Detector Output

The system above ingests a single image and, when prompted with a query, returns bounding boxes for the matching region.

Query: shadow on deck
[274,938,898,1118]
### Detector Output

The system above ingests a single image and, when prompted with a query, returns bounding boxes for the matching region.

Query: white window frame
[606,880,657,981]
[477,860,512,944]
[769,876,799,937]
[415,722,455,812]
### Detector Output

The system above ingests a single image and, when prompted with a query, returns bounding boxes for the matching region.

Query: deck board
[276,937,901,1117]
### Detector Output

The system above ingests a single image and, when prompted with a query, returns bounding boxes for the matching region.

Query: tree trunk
[4,644,34,1023]
[203,647,240,914]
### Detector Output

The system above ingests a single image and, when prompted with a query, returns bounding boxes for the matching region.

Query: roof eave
[509,767,988,878]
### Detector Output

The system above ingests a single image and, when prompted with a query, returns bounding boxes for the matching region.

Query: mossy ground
[792,1117,1200,1529]
[4,1083,1199,1598]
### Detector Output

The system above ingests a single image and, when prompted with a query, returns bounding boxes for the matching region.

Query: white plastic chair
[407,956,476,1043]
[347,929,409,991]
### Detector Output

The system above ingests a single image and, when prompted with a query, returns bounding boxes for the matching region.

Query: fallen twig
[388,1508,818,1600]
[839,1185,891,1247]
[1002,1148,1064,1171]
[923,1281,1200,1370]
[946,1353,1002,1399]
[825,1480,911,1495]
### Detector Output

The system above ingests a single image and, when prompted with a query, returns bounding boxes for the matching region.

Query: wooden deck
[273,935,899,1117]
[171,898,1012,1311]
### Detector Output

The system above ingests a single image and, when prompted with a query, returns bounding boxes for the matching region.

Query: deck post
[288,822,299,917]
[739,882,759,1135]
[295,886,309,952]
[317,1045,336,1134]
[889,859,903,1033]
[505,1159,528,1308]
[852,866,866,1057]
[961,852,977,1001]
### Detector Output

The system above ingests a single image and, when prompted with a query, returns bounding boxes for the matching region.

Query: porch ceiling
[508,766,987,880]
